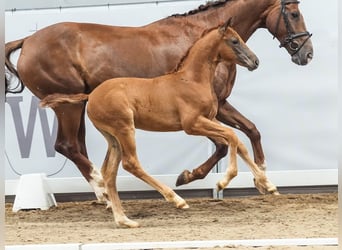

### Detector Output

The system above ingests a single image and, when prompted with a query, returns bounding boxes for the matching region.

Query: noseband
[273,0,312,56]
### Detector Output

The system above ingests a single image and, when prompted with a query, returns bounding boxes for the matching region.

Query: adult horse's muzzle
[290,41,313,65]
[286,33,313,65]
[279,30,313,66]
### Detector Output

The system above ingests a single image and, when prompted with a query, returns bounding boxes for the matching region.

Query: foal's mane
[167,0,235,73]
[169,25,222,74]
[170,0,232,17]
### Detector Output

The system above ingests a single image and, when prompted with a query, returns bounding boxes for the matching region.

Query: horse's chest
[195,95,218,120]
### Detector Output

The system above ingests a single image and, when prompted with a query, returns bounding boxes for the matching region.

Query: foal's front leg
[216,137,279,195]
[176,101,266,186]
[235,139,279,195]
[182,117,241,190]
[176,100,268,186]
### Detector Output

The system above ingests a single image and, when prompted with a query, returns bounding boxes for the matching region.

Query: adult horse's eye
[291,12,299,19]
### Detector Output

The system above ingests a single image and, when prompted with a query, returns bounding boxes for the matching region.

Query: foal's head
[217,22,259,71]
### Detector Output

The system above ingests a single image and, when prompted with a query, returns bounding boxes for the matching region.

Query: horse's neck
[179,30,222,83]
[228,0,277,41]
[156,0,276,42]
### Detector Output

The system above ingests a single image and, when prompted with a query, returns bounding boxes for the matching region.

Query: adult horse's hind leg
[52,103,106,201]
[176,139,228,186]
[77,106,88,158]
[181,116,245,195]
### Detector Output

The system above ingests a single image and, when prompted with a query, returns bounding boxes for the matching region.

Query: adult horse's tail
[40,93,89,108]
[5,37,28,94]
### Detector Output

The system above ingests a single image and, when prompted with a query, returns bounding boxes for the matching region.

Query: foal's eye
[231,38,239,45]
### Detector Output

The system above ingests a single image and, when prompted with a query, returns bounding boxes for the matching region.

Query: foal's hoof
[271,190,281,195]
[91,200,106,206]
[268,187,280,196]
[176,170,191,186]
[179,201,190,209]
[174,196,190,209]
[216,182,224,192]
[253,178,280,195]
[117,218,140,228]
[253,178,266,195]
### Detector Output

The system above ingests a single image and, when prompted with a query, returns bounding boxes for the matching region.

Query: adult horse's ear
[219,17,233,34]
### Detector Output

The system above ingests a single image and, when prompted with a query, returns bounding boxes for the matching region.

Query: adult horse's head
[218,20,259,71]
[266,0,313,65]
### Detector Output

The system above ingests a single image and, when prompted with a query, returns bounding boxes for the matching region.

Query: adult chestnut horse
[41,23,278,227]
[5,0,313,200]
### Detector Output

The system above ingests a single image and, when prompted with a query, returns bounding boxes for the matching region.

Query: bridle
[273,0,312,56]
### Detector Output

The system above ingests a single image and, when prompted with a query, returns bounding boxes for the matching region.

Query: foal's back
[88,75,187,131]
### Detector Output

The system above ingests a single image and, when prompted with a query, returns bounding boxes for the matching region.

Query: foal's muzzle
[247,58,259,71]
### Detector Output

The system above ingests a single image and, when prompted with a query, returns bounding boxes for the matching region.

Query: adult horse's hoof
[176,170,191,186]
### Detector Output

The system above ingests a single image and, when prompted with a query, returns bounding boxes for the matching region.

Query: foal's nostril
[307,52,313,60]
[254,59,259,67]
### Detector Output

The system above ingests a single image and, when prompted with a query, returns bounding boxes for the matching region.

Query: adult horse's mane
[168,25,223,74]
[167,0,234,73]
[170,0,232,17]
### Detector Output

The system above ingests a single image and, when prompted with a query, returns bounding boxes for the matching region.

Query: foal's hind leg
[100,130,139,228]
[53,104,106,201]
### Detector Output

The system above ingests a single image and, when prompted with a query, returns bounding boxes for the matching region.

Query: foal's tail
[40,93,89,109]
[5,37,29,94]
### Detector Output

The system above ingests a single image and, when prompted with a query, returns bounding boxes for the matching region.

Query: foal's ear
[219,17,233,34]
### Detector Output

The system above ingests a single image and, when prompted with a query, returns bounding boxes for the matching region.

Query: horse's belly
[134,113,182,132]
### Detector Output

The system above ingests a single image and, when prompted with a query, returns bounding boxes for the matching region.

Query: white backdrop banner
[5,1,338,187]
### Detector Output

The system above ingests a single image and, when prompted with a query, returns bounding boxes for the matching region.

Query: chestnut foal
[41,23,278,228]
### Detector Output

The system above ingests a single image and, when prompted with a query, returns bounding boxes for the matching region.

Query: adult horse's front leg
[216,101,266,170]
[52,103,106,202]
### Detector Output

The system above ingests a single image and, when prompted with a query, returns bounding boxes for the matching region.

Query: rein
[273,0,312,56]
